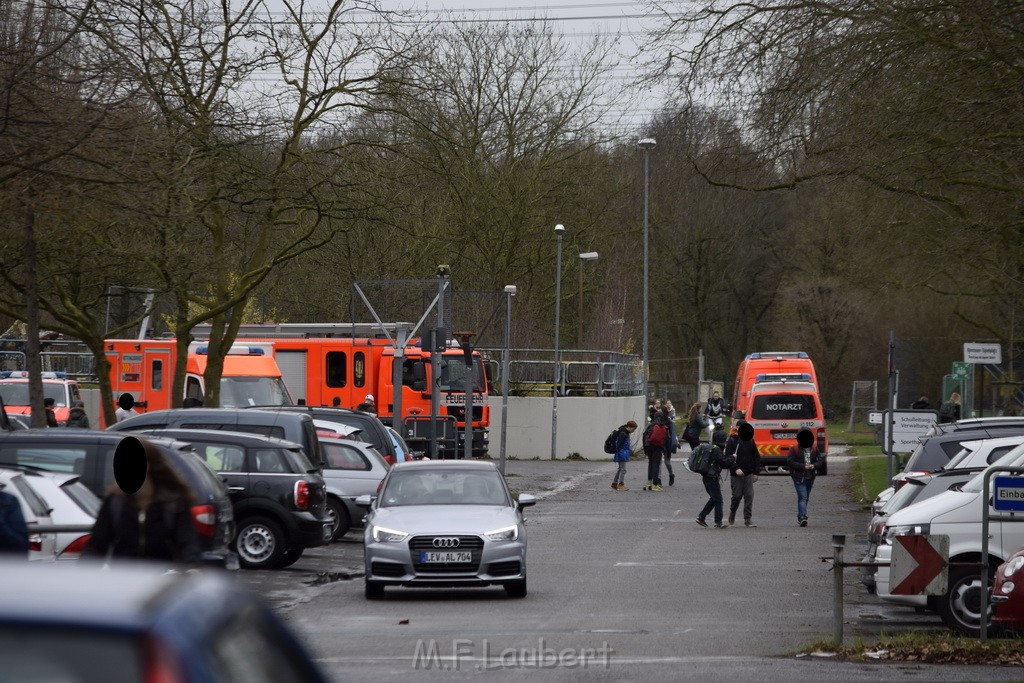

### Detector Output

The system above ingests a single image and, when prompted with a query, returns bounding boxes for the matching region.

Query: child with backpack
[609,421,638,491]
[642,413,670,491]
[693,443,738,528]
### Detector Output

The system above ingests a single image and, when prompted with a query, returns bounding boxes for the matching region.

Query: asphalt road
[235,454,1019,682]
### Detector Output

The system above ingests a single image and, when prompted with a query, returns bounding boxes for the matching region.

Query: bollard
[832,534,846,646]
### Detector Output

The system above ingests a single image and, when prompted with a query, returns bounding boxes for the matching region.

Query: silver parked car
[319,436,390,541]
[359,460,535,600]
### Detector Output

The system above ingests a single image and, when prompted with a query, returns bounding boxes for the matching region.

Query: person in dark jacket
[695,444,737,528]
[662,406,679,486]
[0,485,29,556]
[66,400,90,428]
[786,428,824,527]
[610,420,638,491]
[683,402,708,449]
[82,437,199,565]
[726,421,761,527]
[642,413,670,491]
[42,398,58,427]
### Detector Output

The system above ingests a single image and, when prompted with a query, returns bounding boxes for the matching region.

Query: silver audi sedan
[358,460,535,599]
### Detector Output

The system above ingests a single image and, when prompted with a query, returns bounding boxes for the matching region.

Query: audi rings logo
[432,537,461,548]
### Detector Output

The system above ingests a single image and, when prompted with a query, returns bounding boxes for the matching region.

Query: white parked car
[876,443,1024,634]
[0,466,99,560]
[0,468,57,560]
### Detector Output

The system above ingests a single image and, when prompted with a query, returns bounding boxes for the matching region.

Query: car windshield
[881,478,927,515]
[0,382,67,406]
[380,469,507,506]
[437,356,486,393]
[218,377,293,408]
[962,445,1024,493]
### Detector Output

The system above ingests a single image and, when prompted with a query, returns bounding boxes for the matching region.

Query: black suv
[244,405,399,463]
[137,429,330,570]
[109,408,325,470]
[0,430,236,568]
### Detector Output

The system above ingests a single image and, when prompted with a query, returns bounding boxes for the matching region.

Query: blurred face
[712,392,720,400]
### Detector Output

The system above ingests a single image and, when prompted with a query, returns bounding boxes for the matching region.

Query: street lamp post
[500,285,516,474]
[551,223,565,461]
[638,137,656,405]
[578,252,598,348]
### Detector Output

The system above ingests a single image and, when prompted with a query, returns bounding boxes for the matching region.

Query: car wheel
[278,546,304,568]
[235,517,287,570]
[365,580,385,600]
[937,565,994,635]
[326,497,351,542]
[505,577,527,599]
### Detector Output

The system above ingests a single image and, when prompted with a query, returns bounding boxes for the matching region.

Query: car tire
[937,565,993,635]
[326,497,351,542]
[505,577,527,599]
[235,516,287,570]
[365,580,385,600]
[279,546,304,568]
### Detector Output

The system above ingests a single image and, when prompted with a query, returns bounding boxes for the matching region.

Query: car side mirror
[355,494,375,508]
[517,493,536,510]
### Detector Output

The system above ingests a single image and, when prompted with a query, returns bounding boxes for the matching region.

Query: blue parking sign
[993,476,1024,511]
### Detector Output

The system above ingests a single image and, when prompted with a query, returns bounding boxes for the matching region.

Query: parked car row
[861,416,1024,635]
[1,404,397,570]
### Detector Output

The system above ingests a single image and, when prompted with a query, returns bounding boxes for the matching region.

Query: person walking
[911,396,930,410]
[704,391,727,427]
[695,443,737,528]
[938,392,962,423]
[642,412,670,491]
[786,428,824,527]
[610,420,638,491]
[82,436,199,566]
[648,398,663,422]
[66,400,90,428]
[663,405,679,486]
[115,393,139,422]
[0,483,29,556]
[682,402,709,450]
[726,421,761,527]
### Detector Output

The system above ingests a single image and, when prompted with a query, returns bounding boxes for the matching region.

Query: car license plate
[772,431,797,439]
[420,551,472,563]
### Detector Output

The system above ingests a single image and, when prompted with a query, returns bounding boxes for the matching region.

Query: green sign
[951,361,971,380]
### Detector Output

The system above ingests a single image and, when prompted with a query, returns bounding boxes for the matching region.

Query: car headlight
[1001,581,1016,594]
[484,525,519,541]
[371,525,409,543]
[1003,556,1024,578]
[882,523,930,545]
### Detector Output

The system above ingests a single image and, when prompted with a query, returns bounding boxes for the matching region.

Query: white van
[876,443,1024,634]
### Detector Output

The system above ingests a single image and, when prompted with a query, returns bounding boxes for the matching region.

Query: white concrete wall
[487,395,648,460]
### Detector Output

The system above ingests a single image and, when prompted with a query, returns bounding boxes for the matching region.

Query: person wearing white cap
[357,393,376,414]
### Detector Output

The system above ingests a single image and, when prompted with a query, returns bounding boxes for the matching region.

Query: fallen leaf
[398,619,410,625]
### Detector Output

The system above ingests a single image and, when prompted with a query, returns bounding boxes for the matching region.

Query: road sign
[867,410,884,425]
[951,361,971,380]
[890,534,948,596]
[964,342,1001,364]
[882,409,937,454]
[993,476,1024,512]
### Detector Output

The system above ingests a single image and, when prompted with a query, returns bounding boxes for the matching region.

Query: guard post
[832,534,845,644]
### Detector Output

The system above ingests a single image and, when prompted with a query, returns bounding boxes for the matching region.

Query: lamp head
[436,264,451,277]
[579,252,599,261]
[504,285,517,295]
[638,137,656,149]
[554,224,565,234]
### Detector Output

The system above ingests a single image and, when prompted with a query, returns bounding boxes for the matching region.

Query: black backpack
[687,444,715,475]
[603,429,619,454]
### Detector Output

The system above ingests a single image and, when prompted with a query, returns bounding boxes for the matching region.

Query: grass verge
[848,455,892,506]
[800,631,1024,665]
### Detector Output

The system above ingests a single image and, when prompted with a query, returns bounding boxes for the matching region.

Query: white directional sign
[883,409,938,455]
[964,342,1001,364]
[868,411,884,426]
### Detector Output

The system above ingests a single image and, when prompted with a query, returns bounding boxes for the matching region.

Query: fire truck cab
[103,340,293,427]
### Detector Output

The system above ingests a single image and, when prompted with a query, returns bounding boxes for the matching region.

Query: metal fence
[478,348,644,397]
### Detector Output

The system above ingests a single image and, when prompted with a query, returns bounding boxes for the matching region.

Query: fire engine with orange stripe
[744,373,828,474]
